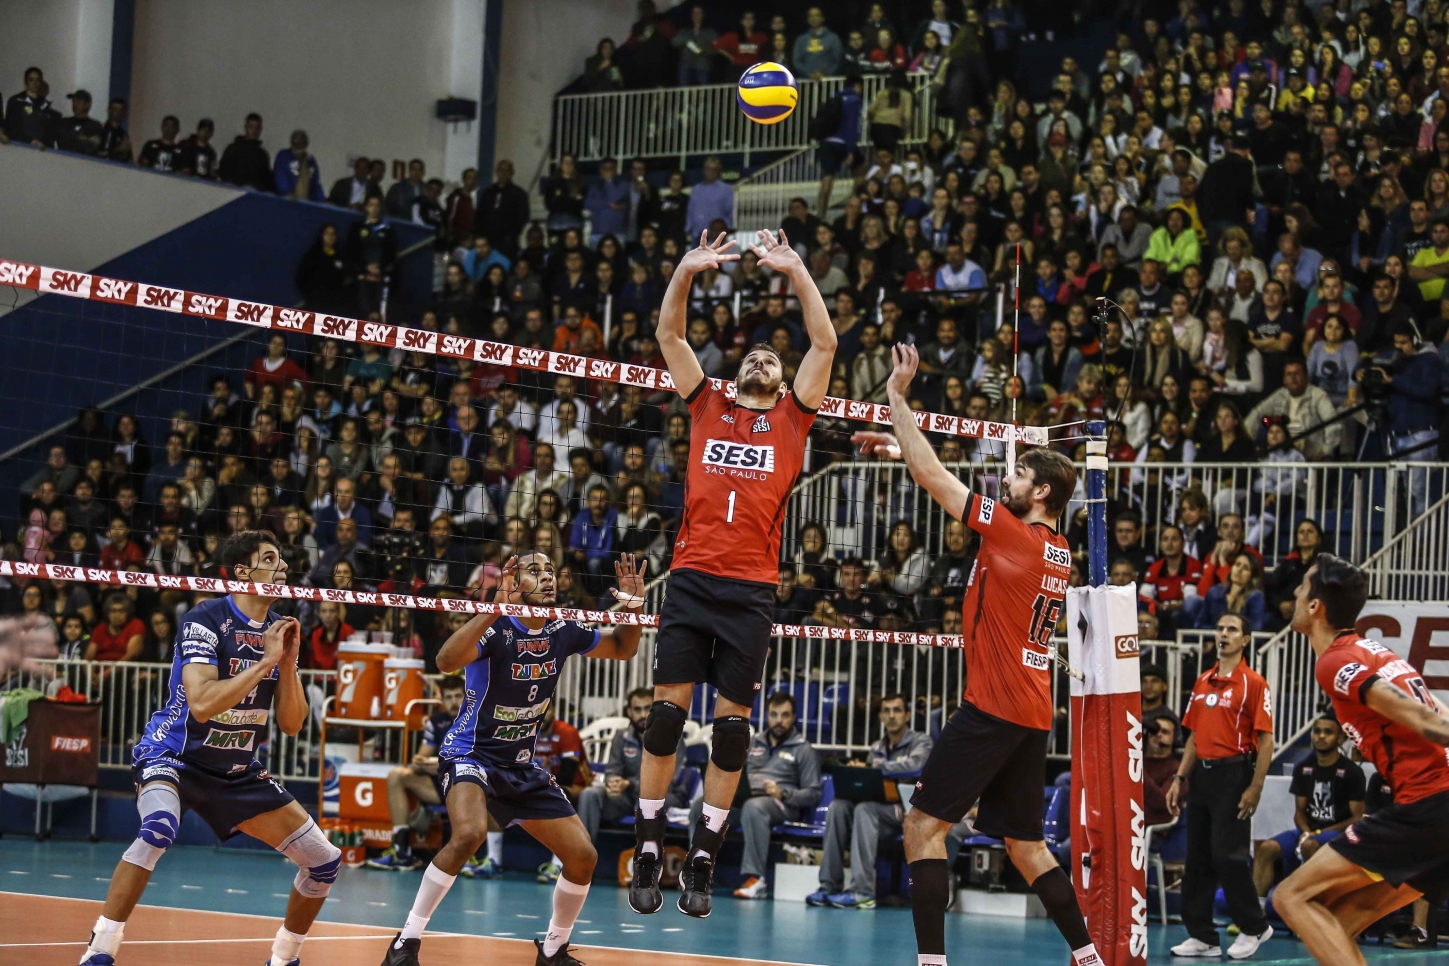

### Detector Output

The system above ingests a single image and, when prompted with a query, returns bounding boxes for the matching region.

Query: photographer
[1361,321,1444,517]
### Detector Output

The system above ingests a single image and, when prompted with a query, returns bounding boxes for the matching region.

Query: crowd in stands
[9,0,1449,668]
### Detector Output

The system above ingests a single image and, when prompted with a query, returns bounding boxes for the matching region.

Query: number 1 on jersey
[727,490,736,523]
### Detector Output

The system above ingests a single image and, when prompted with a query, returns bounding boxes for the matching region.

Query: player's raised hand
[887,343,919,397]
[611,553,649,609]
[750,229,802,273]
[678,230,740,274]
[260,619,289,670]
[278,617,302,667]
[851,430,903,460]
[495,555,524,605]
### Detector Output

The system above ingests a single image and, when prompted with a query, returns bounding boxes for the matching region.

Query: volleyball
[737,62,798,125]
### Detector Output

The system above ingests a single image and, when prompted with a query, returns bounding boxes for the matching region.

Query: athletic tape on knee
[280,820,342,898]
[710,715,752,772]
[121,783,181,871]
[643,700,687,757]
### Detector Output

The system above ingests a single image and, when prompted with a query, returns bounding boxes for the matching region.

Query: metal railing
[2,659,334,783]
[551,71,942,166]
[731,146,859,232]
[1362,492,1449,601]
[785,459,1449,572]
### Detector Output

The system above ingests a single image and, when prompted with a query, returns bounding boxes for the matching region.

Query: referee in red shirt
[1166,612,1276,958]
[855,345,1097,966]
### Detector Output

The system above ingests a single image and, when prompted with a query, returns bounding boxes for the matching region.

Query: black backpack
[809,93,843,142]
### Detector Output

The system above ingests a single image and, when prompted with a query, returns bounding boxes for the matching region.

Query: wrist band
[611,590,645,608]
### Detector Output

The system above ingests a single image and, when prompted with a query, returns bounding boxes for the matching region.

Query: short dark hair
[1017,447,1078,517]
[839,556,866,571]
[1218,612,1250,634]
[218,529,280,572]
[626,686,654,705]
[246,112,262,123]
[1306,553,1369,629]
[767,691,797,712]
[879,692,907,709]
[438,674,466,693]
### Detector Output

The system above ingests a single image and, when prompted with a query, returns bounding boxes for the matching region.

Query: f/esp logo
[1115,634,1140,660]
[1334,662,1367,697]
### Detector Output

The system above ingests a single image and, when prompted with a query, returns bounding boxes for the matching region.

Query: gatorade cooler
[383,658,426,723]
[338,761,395,824]
[335,643,391,719]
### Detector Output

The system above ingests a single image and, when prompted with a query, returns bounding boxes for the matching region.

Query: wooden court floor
[0,892,815,966]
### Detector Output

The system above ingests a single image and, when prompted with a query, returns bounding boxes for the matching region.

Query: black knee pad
[643,701,687,756]
[710,715,752,772]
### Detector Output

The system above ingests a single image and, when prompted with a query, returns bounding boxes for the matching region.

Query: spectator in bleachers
[86,593,144,662]
[774,563,816,625]
[1251,714,1364,899]
[828,558,877,628]
[1142,716,1182,828]
[22,445,79,502]
[1141,525,1202,634]
[794,7,844,80]
[177,118,217,178]
[5,66,51,146]
[329,156,376,210]
[582,38,625,93]
[807,692,931,908]
[218,113,273,191]
[1189,550,1268,631]
[137,115,183,172]
[714,11,767,79]
[585,158,629,246]
[673,5,717,86]
[56,89,101,156]
[96,97,131,162]
[272,129,323,201]
[685,156,733,240]
[385,158,426,221]
[1139,664,1180,737]
[476,159,530,260]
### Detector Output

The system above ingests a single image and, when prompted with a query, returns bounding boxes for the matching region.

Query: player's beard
[998,483,1029,518]
[737,367,781,398]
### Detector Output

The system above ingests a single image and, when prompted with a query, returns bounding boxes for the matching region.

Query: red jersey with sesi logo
[672,381,816,586]
[1316,633,1449,805]
[959,493,1071,731]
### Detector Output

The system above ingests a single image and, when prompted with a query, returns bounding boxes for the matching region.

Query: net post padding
[1067,584,1148,966]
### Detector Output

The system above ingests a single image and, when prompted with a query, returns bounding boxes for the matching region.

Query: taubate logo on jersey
[229,658,280,680]
[702,439,775,471]
[511,660,557,680]
[212,708,269,726]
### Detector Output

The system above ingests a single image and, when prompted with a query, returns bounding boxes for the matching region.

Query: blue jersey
[440,617,600,767]
[133,596,283,776]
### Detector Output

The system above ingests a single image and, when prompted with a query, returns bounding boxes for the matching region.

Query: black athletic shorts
[133,756,295,841]
[1330,789,1449,899]
[652,567,775,708]
[909,701,1048,841]
[439,758,576,828]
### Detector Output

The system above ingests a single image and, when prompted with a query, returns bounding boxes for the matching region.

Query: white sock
[638,797,665,857]
[701,803,729,833]
[1071,944,1101,965]
[392,824,408,836]
[82,916,124,961]
[270,925,305,964]
[542,876,590,956]
[401,863,456,940]
[918,956,948,966]
[487,831,503,863]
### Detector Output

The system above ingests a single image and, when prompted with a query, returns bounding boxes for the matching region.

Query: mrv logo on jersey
[494,722,540,741]
[702,440,775,472]
[203,728,256,752]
